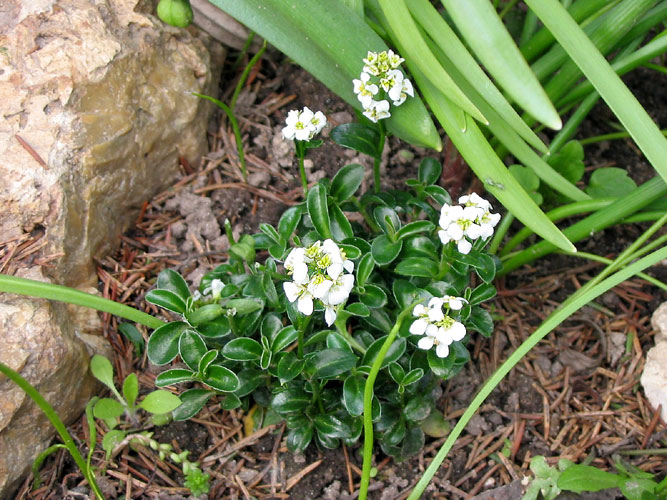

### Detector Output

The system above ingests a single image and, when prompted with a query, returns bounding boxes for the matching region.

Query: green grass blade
[421,35,588,202]
[376,0,488,124]
[525,0,667,183]
[409,0,549,153]
[441,0,561,130]
[408,245,667,500]
[500,176,667,274]
[209,0,442,150]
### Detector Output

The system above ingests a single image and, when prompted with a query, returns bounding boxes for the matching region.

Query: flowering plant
[144,142,500,459]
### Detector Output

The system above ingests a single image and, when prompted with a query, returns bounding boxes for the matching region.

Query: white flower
[284,247,309,284]
[353,72,379,109]
[438,196,499,255]
[363,99,391,123]
[202,279,225,300]
[410,298,467,358]
[391,78,414,107]
[386,50,405,69]
[323,273,354,306]
[283,281,314,316]
[380,69,404,95]
[442,295,466,311]
[282,107,326,142]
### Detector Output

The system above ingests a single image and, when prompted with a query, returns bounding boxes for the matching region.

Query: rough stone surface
[641,301,667,423]
[0,0,223,496]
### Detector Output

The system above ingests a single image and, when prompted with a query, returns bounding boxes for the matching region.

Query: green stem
[359,303,418,500]
[373,122,386,193]
[334,317,367,354]
[350,196,381,233]
[0,362,106,500]
[488,212,514,255]
[230,40,267,112]
[407,246,667,500]
[295,140,309,195]
[0,274,163,329]
[297,315,312,359]
[580,128,667,146]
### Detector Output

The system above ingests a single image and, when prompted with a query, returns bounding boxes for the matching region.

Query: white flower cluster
[283,239,355,326]
[410,296,467,358]
[353,50,414,123]
[281,107,327,141]
[438,193,501,255]
[192,278,224,302]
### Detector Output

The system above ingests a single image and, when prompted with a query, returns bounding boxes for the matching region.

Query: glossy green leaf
[343,374,366,416]
[260,313,283,341]
[314,414,349,439]
[198,349,218,376]
[395,257,438,278]
[404,395,432,422]
[402,368,425,386]
[156,269,191,302]
[259,223,281,245]
[329,204,354,240]
[188,304,225,327]
[278,206,302,241]
[147,322,190,365]
[401,235,438,261]
[260,348,272,370]
[90,355,115,391]
[346,302,371,317]
[359,284,388,308]
[271,326,298,353]
[371,234,403,265]
[395,221,435,241]
[441,0,560,130]
[473,254,497,284]
[286,423,314,452]
[271,387,312,414]
[203,365,240,392]
[179,330,207,371]
[277,352,305,382]
[138,390,181,415]
[225,298,263,315]
[393,280,419,310]
[343,236,372,254]
[427,349,456,379]
[221,393,242,410]
[331,123,382,159]
[234,369,266,397]
[356,253,375,287]
[145,289,187,314]
[222,337,263,361]
[93,398,125,420]
[209,0,441,149]
[155,369,194,387]
[339,243,362,259]
[468,307,494,338]
[309,348,358,379]
[172,388,213,421]
[373,206,401,235]
[307,184,331,239]
[418,157,442,185]
[469,283,497,305]
[326,332,353,352]
[122,373,138,409]
[361,336,406,369]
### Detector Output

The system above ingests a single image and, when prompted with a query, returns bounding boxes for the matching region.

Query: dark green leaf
[329,204,354,240]
[373,206,402,235]
[230,234,256,263]
[139,390,181,415]
[359,284,387,308]
[271,326,298,353]
[427,349,456,379]
[222,337,263,361]
[93,398,125,419]
[226,298,263,315]
[155,369,194,387]
[186,304,224,326]
[371,234,403,265]
[469,283,497,305]
[342,237,371,254]
[179,330,207,371]
[343,374,365,416]
[118,323,145,355]
[147,322,190,365]
[361,337,406,369]
[203,365,239,392]
[424,185,452,205]
[382,417,406,446]
[259,223,281,244]
[307,184,331,239]
[259,348,272,370]
[338,243,361,259]
[196,315,231,338]
[330,123,382,159]
[198,349,218,376]
[404,395,432,422]
[156,269,191,302]
[418,157,442,185]
[395,257,438,278]
[314,414,349,439]
[402,368,424,386]
[309,348,358,379]
[330,163,365,202]
[221,393,242,410]
[260,313,283,341]
[474,253,497,283]
[145,289,187,314]
[356,253,375,287]
[286,424,314,453]
[326,332,353,352]
[402,235,438,261]
[172,389,213,421]
[362,308,393,334]
[276,352,305,382]
[271,387,312,413]
[392,280,418,310]
[396,220,435,241]
[234,369,265,397]
[557,465,622,493]
[388,362,405,384]
[400,427,425,459]
[468,307,494,337]
[346,302,370,317]
[278,206,302,241]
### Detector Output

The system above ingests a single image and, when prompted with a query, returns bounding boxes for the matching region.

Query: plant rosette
[144,157,500,460]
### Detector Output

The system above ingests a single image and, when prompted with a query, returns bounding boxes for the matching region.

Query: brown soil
[13,48,666,500]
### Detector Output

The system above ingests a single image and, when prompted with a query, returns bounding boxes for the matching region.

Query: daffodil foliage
[145,158,499,460]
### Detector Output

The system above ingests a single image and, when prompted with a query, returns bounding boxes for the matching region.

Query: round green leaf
[234,369,266,397]
[395,220,436,241]
[307,183,331,239]
[404,395,432,422]
[314,414,349,439]
[271,388,312,414]
[203,364,239,392]
[361,336,406,369]
[469,283,497,305]
[468,307,494,337]
[326,332,353,352]
[187,304,224,326]
[418,157,442,185]
[93,398,125,420]
[373,206,402,235]
[155,369,194,387]
[395,257,438,278]
[359,284,387,308]
[260,314,283,342]
[138,390,182,414]
[147,322,190,366]
[330,124,382,159]
[371,235,403,266]
[286,424,314,453]
[356,253,375,287]
[156,269,191,302]
[330,163,366,201]
[346,302,371,317]
[308,348,358,379]
[179,330,207,371]
[276,351,305,382]
[271,326,298,353]
[329,204,354,240]
[388,362,406,384]
[343,374,365,416]
[278,206,302,241]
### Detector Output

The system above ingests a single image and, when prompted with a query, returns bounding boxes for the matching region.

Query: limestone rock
[641,301,667,423]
